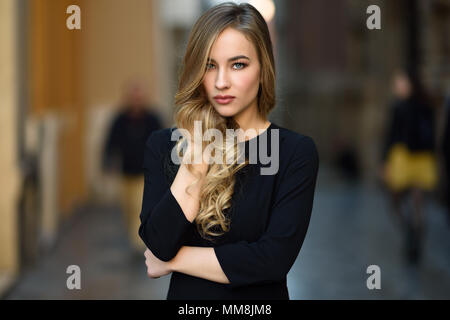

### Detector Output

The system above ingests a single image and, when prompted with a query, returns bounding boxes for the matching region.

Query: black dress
[139,122,319,300]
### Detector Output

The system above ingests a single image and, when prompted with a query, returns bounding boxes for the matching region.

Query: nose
[215,68,230,90]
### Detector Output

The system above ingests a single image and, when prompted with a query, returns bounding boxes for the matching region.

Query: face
[202,27,261,119]
[125,84,146,111]
[393,72,411,99]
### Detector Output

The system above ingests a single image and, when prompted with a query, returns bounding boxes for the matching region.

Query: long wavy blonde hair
[173,2,276,241]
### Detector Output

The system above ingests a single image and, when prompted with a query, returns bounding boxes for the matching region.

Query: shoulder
[276,125,318,162]
[145,128,175,155]
[387,100,404,117]
[143,128,178,174]
[271,125,319,178]
[144,109,161,120]
[145,127,176,153]
[111,111,126,125]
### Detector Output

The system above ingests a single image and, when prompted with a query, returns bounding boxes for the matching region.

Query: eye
[205,61,247,71]
[233,62,247,70]
[205,63,215,70]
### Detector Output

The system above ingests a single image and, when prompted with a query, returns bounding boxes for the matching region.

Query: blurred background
[0,0,449,299]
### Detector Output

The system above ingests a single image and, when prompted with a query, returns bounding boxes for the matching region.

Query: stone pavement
[4,168,450,299]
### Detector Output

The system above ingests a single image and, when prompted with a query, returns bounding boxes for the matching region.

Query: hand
[144,248,172,278]
[182,139,210,175]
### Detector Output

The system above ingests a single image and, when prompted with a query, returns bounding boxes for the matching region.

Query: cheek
[202,75,214,95]
[233,70,260,93]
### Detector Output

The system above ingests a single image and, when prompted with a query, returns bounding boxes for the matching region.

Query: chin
[213,105,239,118]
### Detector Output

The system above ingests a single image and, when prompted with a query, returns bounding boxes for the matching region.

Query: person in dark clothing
[139,3,319,300]
[443,95,450,224]
[103,83,163,176]
[382,69,437,264]
[103,81,163,252]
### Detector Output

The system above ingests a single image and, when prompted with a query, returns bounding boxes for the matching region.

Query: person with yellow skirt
[442,95,450,226]
[382,69,437,264]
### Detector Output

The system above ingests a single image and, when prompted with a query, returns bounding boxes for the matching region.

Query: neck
[233,112,270,142]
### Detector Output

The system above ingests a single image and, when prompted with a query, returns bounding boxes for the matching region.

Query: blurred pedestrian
[103,81,163,254]
[382,68,437,264]
[442,94,450,225]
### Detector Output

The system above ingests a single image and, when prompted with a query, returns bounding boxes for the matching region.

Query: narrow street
[5,168,450,299]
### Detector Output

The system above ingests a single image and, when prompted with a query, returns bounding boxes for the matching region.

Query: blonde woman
[139,2,318,300]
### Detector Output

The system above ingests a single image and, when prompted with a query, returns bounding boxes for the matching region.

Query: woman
[443,95,450,225]
[382,68,437,264]
[139,2,319,300]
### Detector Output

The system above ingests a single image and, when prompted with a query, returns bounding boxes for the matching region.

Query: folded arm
[168,246,230,284]
[139,130,209,261]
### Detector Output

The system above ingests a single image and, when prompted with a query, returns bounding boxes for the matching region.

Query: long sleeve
[138,131,194,261]
[213,136,319,289]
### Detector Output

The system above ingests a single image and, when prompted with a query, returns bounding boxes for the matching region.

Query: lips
[214,95,235,105]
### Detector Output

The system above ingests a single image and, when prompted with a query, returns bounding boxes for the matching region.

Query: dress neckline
[240,122,276,145]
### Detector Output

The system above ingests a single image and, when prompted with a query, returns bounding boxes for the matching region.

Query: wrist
[168,248,183,273]
[168,259,176,273]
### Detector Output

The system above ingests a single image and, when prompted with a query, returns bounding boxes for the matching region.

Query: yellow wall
[82,0,166,110]
[29,0,86,216]
[0,0,166,276]
[0,0,20,275]
[29,0,166,218]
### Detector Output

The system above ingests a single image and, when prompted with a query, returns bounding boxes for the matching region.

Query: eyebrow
[208,55,250,63]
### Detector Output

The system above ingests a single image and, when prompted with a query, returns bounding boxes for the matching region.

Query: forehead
[209,28,257,60]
